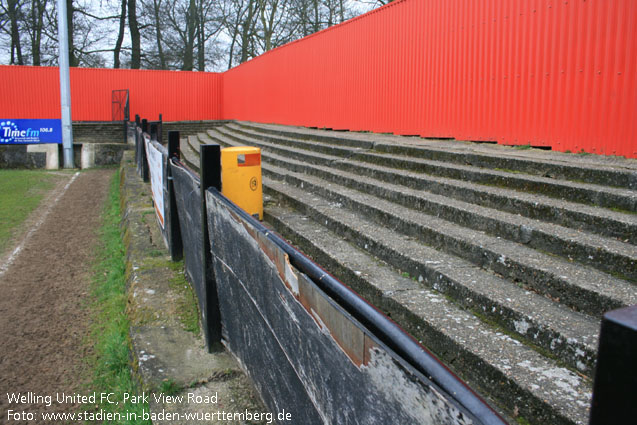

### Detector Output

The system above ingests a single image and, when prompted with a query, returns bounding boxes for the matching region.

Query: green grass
[516,416,532,425]
[0,169,58,252]
[83,169,151,424]
[170,261,201,335]
[514,144,532,150]
[158,379,183,397]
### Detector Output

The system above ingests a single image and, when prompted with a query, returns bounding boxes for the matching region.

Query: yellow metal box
[221,146,263,220]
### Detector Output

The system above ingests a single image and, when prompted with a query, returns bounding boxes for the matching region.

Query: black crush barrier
[589,305,637,424]
[205,187,506,425]
[134,126,144,178]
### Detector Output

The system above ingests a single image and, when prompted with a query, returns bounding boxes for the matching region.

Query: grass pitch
[0,169,60,253]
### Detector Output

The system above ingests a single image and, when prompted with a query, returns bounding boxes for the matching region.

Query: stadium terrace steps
[178,121,637,425]
[160,120,229,143]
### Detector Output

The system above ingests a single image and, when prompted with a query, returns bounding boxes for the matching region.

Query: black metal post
[166,131,183,261]
[134,116,142,175]
[200,144,222,351]
[140,119,149,182]
[590,305,637,424]
[168,130,180,160]
[134,122,139,168]
[158,114,163,144]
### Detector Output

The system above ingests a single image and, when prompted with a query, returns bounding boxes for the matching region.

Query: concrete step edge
[254,143,637,279]
[263,162,636,316]
[216,129,637,235]
[208,131,603,373]
[206,128,637,279]
[234,121,637,190]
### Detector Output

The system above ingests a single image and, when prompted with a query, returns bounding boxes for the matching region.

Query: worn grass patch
[0,169,58,252]
[83,169,151,424]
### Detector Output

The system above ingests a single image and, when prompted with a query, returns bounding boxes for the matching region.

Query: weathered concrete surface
[82,143,130,168]
[198,121,637,425]
[0,145,46,168]
[120,151,269,424]
[1,142,130,169]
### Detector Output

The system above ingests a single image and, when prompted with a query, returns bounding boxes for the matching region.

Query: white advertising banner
[145,135,165,228]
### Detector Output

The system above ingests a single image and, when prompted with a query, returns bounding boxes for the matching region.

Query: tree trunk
[239,0,255,63]
[182,0,196,70]
[8,0,24,65]
[29,0,46,65]
[66,0,77,66]
[152,0,166,69]
[312,0,319,33]
[227,33,236,69]
[128,0,141,68]
[113,0,127,68]
[197,0,205,71]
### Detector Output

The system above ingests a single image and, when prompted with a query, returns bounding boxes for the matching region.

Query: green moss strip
[84,170,151,424]
[170,261,202,336]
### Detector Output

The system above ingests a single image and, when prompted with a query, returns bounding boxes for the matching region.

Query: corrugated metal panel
[0,0,635,157]
[0,66,223,121]
[223,0,637,158]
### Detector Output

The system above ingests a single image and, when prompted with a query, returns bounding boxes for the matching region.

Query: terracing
[177,121,636,425]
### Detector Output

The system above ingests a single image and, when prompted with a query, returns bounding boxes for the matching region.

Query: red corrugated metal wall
[1,0,635,157]
[0,66,223,121]
[223,0,637,158]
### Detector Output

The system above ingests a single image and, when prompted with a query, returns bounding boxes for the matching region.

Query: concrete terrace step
[264,203,592,425]
[179,121,637,425]
[260,174,602,370]
[201,131,617,369]
[215,125,637,243]
[225,123,637,213]
[235,121,637,190]
[161,120,229,143]
[206,128,637,282]
[178,136,201,172]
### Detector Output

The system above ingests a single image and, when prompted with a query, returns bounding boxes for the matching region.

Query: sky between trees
[1,0,388,72]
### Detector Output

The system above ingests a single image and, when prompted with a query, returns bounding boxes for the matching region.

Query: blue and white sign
[0,119,62,144]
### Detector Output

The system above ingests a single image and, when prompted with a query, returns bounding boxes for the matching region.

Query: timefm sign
[0,119,62,144]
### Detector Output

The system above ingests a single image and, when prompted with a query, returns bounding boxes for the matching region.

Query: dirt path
[0,169,114,424]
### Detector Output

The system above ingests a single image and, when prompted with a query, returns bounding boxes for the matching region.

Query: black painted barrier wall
[205,188,494,425]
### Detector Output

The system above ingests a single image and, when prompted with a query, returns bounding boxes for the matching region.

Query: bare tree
[219,0,251,69]
[113,0,126,68]
[0,0,376,69]
[128,0,140,68]
[27,0,47,65]
[4,0,24,64]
